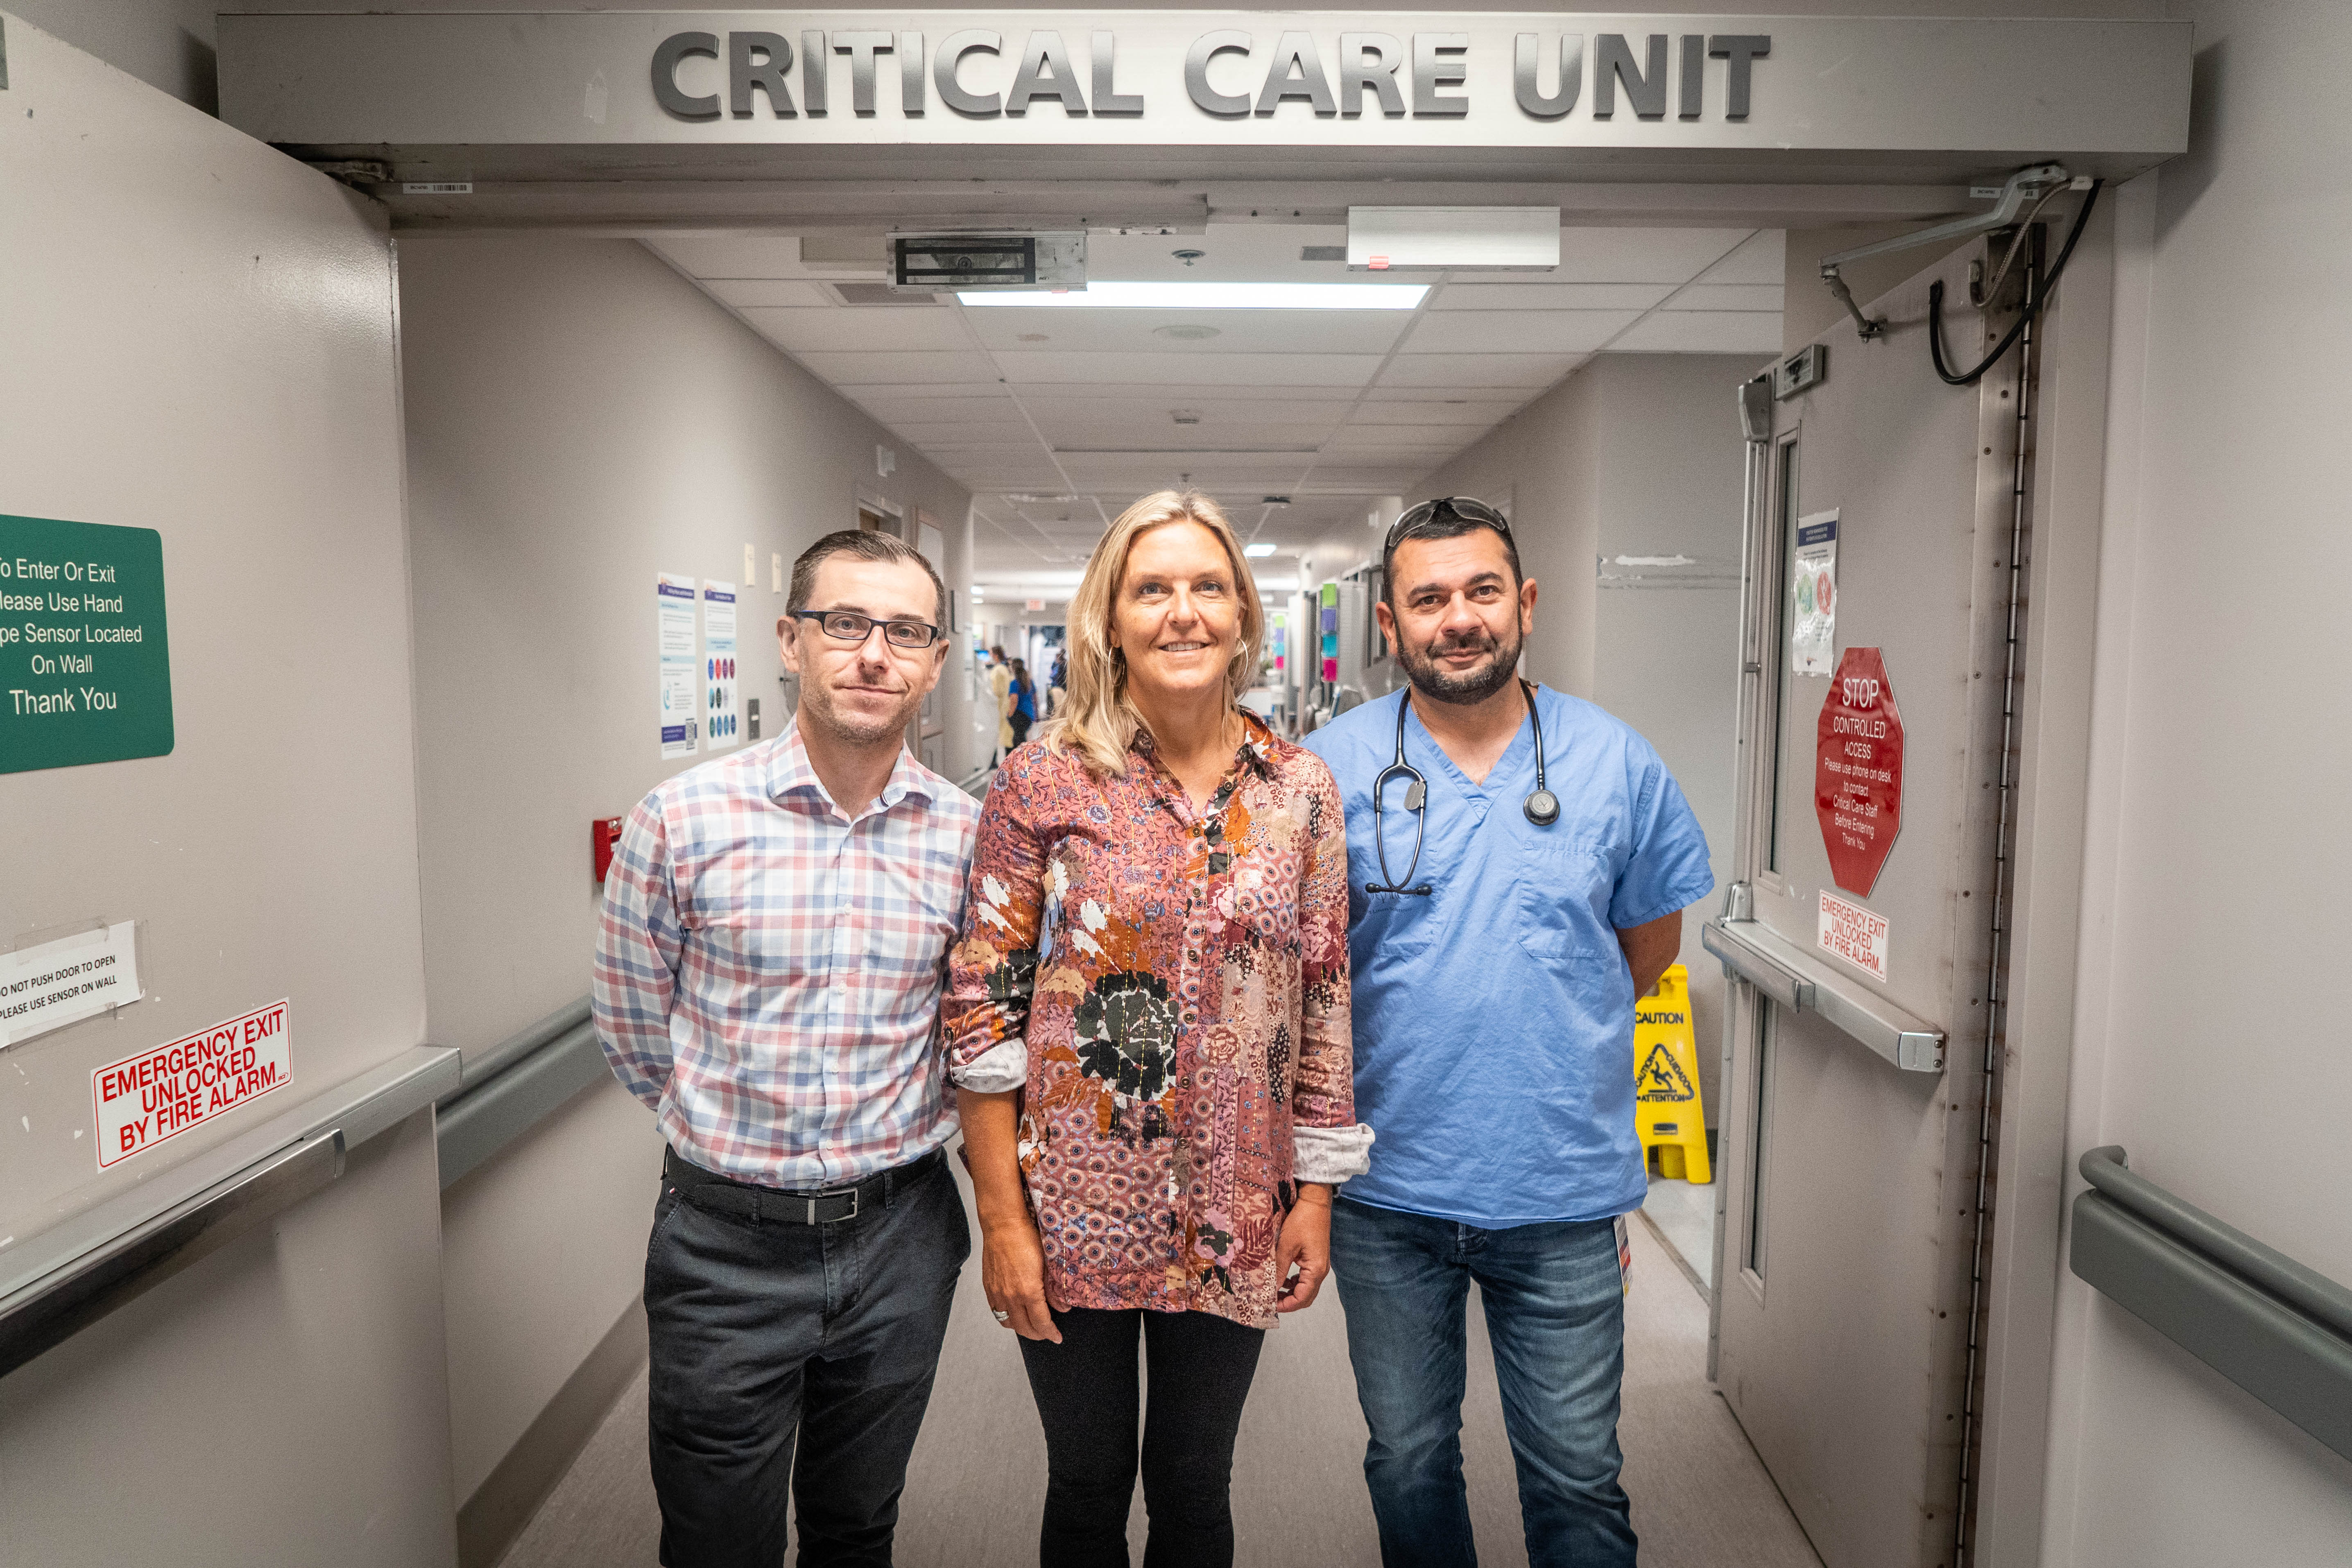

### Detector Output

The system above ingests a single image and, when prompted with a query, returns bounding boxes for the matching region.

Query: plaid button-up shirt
[591,722,982,1187]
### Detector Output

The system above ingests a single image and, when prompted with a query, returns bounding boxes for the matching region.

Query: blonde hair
[1042,491,1265,777]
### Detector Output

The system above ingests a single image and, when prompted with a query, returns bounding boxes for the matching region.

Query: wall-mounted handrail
[2071,1145,2352,1462]
[435,997,611,1189]
[0,1045,459,1381]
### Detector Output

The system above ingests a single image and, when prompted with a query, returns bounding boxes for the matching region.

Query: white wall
[398,233,975,1509]
[1378,353,1761,1121]
[2042,0,2352,1558]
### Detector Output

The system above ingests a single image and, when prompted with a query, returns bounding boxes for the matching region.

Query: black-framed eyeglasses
[1383,496,1514,556]
[789,609,943,649]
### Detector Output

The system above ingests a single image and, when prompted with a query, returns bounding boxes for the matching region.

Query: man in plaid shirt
[593,529,981,1568]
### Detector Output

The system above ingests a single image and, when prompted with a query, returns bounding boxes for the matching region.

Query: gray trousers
[644,1147,970,1568]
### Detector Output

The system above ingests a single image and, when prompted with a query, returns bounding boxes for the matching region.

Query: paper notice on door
[2,922,142,1049]
[1790,510,1839,677]
[1817,889,1890,982]
[658,572,699,760]
[704,581,738,749]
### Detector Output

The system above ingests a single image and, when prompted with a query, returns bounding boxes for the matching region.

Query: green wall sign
[2,515,174,774]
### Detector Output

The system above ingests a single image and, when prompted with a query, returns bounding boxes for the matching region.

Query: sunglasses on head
[1383,497,1513,555]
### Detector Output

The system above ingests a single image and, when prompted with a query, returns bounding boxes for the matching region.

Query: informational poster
[657,571,699,759]
[1814,645,1906,896]
[1789,509,1839,677]
[703,580,738,749]
[2,921,142,1048]
[93,998,290,1170]
[1,514,174,775]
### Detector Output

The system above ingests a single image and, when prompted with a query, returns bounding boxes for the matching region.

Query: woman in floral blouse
[945,490,1372,1566]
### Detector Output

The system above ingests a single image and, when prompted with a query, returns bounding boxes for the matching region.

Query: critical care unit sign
[93,1000,292,1170]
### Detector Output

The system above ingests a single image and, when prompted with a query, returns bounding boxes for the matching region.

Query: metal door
[1705,239,2041,1568]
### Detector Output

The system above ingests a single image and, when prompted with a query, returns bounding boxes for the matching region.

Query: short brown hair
[788,529,945,625]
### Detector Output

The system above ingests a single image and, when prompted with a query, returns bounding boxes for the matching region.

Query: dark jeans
[1018,1306,1266,1568]
[1010,711,1033,745]
[1330,1198,1637,1568]
[644,1147,969,1568]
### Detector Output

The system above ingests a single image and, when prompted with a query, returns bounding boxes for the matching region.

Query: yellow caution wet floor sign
[1635,964,1711,1184]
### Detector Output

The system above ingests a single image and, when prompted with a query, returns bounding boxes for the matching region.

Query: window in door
[1765,434,1801,875]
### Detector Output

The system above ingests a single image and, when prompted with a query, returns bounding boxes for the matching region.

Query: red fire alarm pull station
[592,816,625,882]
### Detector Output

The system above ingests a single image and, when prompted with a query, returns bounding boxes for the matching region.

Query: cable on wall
[1925,179,2104,387]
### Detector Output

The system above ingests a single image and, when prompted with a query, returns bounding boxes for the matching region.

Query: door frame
[1709,211,2119,1568]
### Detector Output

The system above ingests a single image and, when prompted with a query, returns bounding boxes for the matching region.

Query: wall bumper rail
[435,996,609,1190]
[1700,916,1945,1072]
[0,1045,459,1382]
[2070,1145,2352,1462]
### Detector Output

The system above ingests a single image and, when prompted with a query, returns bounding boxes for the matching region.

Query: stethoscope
[1367,679,1559,896]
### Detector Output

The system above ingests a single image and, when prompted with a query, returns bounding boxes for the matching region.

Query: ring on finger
[991,1308,1011,1323]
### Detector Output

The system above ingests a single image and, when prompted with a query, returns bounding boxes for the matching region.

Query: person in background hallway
[989,644,1015,765]
[1007,656,1037,747]
[1304,498,1715,1568]
[945,490,1373,1568]
[593,529,978,1568]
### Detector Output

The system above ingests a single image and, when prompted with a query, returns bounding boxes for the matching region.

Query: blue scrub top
[1304,685,1714,1227]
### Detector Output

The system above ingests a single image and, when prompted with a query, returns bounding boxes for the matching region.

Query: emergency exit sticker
[1817,891,1890,982]
[92,1000,290,1170]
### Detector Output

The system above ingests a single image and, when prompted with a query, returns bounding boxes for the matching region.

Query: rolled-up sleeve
[1291,761,1374,1183]
[942,771,1045,1094]
[591,792,681,1110]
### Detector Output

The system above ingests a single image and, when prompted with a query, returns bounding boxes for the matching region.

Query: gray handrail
[2080,1146,2352,1344]
[2071,1145,2352,1461]
[0,1045,459,1381]
[435,997,612,1189]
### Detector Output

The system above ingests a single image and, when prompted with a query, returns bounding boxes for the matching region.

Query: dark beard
[1397,624,1522,705]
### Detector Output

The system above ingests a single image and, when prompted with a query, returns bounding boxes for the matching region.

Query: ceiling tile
[996,353,1381,388]
[796,351,1002,385]
[1377,354,1586,389]
[1665,284,1786,312]
[1605,313,1783,353]
[1399,311,1639,355]
[1349,400,1523,425]
[646,237,811,279]
[744,308,974,353]
[1431,283,1674,311]
[705,279,836,309]
[1691,230,1788,285]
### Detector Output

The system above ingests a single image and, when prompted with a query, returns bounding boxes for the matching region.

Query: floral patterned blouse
[944,711,1373,1329]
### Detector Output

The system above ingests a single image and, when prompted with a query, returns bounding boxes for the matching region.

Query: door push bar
[1702,914,1945,1073]
[1819,162,2076,341]
[0,1131,345,1380]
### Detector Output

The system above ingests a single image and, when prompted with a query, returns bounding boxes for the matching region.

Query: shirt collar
[761,718,935,816]
[1128,707,1279,781]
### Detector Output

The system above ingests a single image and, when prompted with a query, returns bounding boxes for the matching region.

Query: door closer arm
[1818,163,2077,341]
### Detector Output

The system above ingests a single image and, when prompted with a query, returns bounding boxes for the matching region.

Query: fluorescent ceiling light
[1244,543,1279,558]
[960,282,1427,310]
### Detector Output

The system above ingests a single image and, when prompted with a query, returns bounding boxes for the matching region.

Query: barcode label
[403,181,473,195]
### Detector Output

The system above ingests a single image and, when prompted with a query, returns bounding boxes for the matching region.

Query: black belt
[662,1144,944,1225]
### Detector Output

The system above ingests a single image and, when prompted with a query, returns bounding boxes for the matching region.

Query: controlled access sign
[1,514,173,774]
[1815,646,1904,897]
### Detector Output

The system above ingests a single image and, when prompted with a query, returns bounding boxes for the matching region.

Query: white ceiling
[645,224,1782,601]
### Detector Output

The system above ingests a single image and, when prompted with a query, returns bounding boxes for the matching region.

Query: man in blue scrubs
[1304,498,1713,1567]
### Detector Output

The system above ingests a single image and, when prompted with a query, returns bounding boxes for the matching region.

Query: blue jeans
[1330,1197,1637,1568]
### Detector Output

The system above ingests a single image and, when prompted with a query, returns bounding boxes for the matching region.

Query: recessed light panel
[960,282,1428,310]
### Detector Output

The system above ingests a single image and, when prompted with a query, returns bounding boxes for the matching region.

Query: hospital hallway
[8,4,2352,1568]
[498,1176,1819,1568]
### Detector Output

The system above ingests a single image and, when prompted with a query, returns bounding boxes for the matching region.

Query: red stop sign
[1815,647,1906,897]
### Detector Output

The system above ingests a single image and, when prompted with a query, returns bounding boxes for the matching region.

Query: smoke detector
[1172,249,1206,266]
